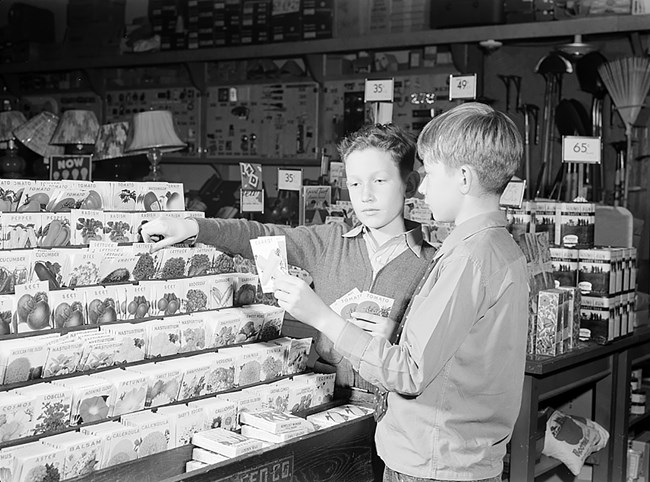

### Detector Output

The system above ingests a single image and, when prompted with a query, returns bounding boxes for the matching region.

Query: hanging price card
[364,79,394,102]
[448,74,477,100]
[278,169,302,191]
[562,136,601,164]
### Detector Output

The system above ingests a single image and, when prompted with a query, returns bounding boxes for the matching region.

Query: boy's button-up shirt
[334,211,529,480]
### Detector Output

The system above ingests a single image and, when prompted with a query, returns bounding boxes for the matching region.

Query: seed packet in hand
[355,291,394,318]
[250,236,288,293]
[330,288,361,319]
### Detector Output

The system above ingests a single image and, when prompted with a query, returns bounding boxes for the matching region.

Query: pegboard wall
[204,82,319,160]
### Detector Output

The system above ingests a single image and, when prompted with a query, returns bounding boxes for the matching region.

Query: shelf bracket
[628,31,645,56]
[304,54,324,86]
[184,62,207,94]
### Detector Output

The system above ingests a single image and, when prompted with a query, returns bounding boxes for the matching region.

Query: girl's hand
[140,217,199,252]
[350,312,398,340]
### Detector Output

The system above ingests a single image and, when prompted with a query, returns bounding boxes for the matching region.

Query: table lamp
[93,121,131,180]
[125,110,186,181]
[0,110,27,178]
[49,109,100,154]
[13,111,65,158]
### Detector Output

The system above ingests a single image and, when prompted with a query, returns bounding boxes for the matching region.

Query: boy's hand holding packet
[250,236,289,293]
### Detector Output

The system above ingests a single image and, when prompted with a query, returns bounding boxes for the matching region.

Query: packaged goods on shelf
[0,333,60,384]
[0,392,35,441]
[306,403,374,429]
[99,368,147,417]
[156,404,207,448]
[175,356,212,401]
[39,431,103,479]
[191,447,228,465]
[192,427,263,458]
[13,382,73,435]
[241,423,311,444]
[188,397,237,432]
[127,362,183,408]
[121,410,172,458]
[6,441,65,482]
[80,421,140,469]
[239,408,314,434]
[52,374,114,425]
[535,288,570,356]
[580,295,618,344]
[550,247,579,288]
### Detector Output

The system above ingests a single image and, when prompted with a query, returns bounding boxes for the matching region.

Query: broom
[598,56,650,207]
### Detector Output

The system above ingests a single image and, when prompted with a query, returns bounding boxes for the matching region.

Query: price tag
[364,78,394,102]
[240,189,264,212]
[449,74,477,101]
[278,169,302,191]
[562,136,601,164]
[499,179,526,209]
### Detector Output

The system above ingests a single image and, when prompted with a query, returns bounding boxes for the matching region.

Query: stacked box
[581,295,617,345]
[188,0,217,49]
[272,0,302,42]
[508,201,533,242]
[225,0,243,45]
[578,248,616,296]
[556,202,595,248]
[532,200,557,241]
[214,0,227,46]
[302,0,334,40]
[558,286,581,352]
[535,288,569,356]
[389,0,430,33]
[242,0,272,44]
[629,292,637,332]
[550,247,579,288]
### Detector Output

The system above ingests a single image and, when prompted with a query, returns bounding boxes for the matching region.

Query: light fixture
[0,110,27,178]
[49,109,100,154]
[125,110,186,181]
[557,35,597,61]
[93,121,132,181]
[13,111,65,158]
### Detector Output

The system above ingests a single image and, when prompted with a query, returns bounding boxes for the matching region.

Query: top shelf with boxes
[0,15,649,76]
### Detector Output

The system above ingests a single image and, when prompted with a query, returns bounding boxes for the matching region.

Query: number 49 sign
[449,74,477,101]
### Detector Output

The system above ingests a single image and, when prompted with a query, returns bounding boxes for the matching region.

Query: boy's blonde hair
[417,102,522,194]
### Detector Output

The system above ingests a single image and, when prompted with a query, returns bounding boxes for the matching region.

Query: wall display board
[20,93,103,121]
[320,71,458,158]
[204,82,319,161]
[104,87,202,158]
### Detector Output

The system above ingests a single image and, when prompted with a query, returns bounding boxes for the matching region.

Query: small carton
[239,409,314,434]
[580,295,617,344]
[191,427,263,458]
[188,397,237,432]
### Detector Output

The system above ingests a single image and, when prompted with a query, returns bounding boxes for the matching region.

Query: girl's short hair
[338,123,416,180]
[417,103,523,194]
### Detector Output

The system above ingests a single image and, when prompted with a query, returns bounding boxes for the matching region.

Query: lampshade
[94,121,129,160]
[125,110,186,153]
[13,112,65,157]
[0,111,26,142]
[49,109,100,146]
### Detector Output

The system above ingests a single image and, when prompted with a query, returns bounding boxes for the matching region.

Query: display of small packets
[183,277,211,313]
[0,393,35,441]
[29,247,69,290]
[177,314,207,353]
[40,431,103,479]
[259,342,285,381]
[234,344,264,387]
[109,181,141,212]
[204,309,240,348]
[231,272,259,306]
[38,212,73,247]
[71,209,105,245]
[13,280,51,333]
[0,334,59,384]
[188,397,237,432]
[98,252,138,285]
[49,288,87,328]
[210,274,234,308]
[236,306,265,343]
[42,335,84,378]
[2,212,40,249]
[53,375,114,425]
[174,356,211,401]
[121,410,171,458]
[78,285,118,325]
[263,382,291,412]
[294,372,336,406]
[16,181,58,211]
[194,351,236,394]
[14,382,73,435]
[156,246,193,280]
[0,250,31,294]
[0,179,31,212]
[81,421,140,469]
[124,283,153,320]
[185,247,217,277]
[0,294,12,334]
[143,318,181,358]
[127,362,183,407]
[256,305,285,341]
[9,442,66,482]
[64,250,103,288]
[250,236,288,293]
[78,336,121,371]
[100,368,148,417]
[101,323,147,363]
[156,404,206,448]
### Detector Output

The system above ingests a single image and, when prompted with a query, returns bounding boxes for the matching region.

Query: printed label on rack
[562,136,601,164]
[216,455,293,482]
[499,179,526,209]
[449,74,477,100]
[240,189,264,212]
[278,169,302,191]
[364,78,394,102]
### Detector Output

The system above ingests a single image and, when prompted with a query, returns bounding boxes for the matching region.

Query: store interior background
[0,0,648,290]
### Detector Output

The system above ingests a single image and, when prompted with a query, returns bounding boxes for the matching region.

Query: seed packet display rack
[0,178,343,482]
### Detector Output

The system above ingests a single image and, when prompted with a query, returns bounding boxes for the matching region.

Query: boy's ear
[405,170,420,198]
[459,166,474,194]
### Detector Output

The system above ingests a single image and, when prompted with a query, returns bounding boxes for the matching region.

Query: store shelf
[0,15,648,75]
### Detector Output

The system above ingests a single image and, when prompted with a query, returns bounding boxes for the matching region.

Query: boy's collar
[437,211,508,257]
[343,219,426,257]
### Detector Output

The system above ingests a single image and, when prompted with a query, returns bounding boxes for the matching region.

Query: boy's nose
[361,185,375,201]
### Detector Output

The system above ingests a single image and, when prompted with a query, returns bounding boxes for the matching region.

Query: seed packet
[101,323,147,363]
[142,318,181,358]
[186,247,217,277]
[42,335,84,378]
[121,410,171,458]
[2,212,40,249]
[0,334,59,384]
[78,285,119,325]
[286,337,312,374]
[98,253,138,285]
[38,212,73,247]
[262,382,290,413]
[156,404,206,448]
[235,344,265,387]
[49,288,87,329]
[250,236,288,293]
[236,306,264,343]
[355,291,395,318]
[193,351,236,394]
[100,368,147,417]
[137,182,172,212]
[29,248,69,290]
[184,277,210,313]
[164,182,185,211]
[204,309,240,348]
[14,382,73,435]
[258,341,285,381]
[103,211,135,243]
[15,181,58,213]
[10,442,65,482]
[124,283,153,320]
[187,398,237,432]
[177,314,206,353]
[0,293,13,334]
[70,209,105,245]
[46,181,101,212]
[63,250,103,287]
[40,431,103,479]
[0,392,34,441]
[131,247,158,282]
[77,337,121,372]
[293,372,336,407]
[156,247,193,280]
[330,288,362,319]
[0,179,32,212]
[127,362,183,408]
[255,304,285,341]
[174,356,212,401]
[149,279,182,317]
[208,274,234,309]
[109,181,141,212]
[81,421,140,469]
[231,273,259,306]
[13,281,51,333]
[53,375,114,425]
[222,389,264,427]
[0,250,31,294]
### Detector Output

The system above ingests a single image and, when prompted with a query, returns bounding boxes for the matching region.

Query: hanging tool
[518,103,539,199]
[498,74,523,113]
[534,52,573,198]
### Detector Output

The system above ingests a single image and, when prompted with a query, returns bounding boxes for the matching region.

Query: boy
[272,103,529,481]
[140,123,437,388]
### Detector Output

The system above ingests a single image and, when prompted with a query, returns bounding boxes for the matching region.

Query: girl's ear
[405,170,420,198]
